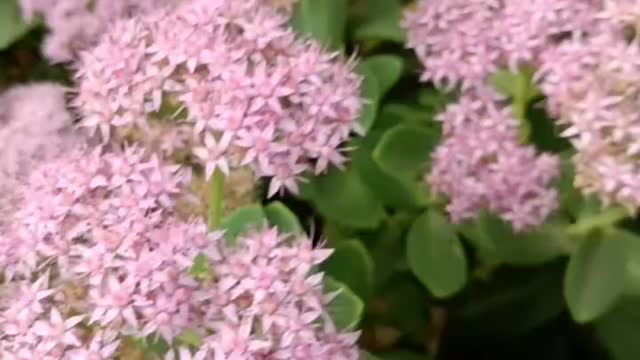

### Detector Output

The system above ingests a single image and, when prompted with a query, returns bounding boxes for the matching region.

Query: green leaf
[133,336,170,358]
[564,236,627,323]
[177,329,203,347]
[322,239,375,301]
[407,211,467,298]
[351,130,427,211]
[356,62,382,132]
[221,204,266,244]
[264,201,303,235]
[367,217,412,286]
[290,0,348,49]
[359,55,405,97]
[372,273,430,345]
[373,125,439,177]
[300,167,386,229]
[352,0,404,43]
[615,230,640,296]
[188,253,212,280]
[373,103,441,132]
[595,297,640,360]
[462,212,569,266]
[0,0,32,50]
[324,276,365,330]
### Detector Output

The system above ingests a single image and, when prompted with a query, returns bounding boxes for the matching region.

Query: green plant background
[2,0,640,359]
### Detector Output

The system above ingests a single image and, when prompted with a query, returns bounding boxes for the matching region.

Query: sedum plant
[5,0,640,360]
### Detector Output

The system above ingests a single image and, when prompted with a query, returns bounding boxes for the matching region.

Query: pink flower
[18,0,169,62]
[193,132,233,177]
[31,308,84,348]
[65,331,121,360]
[74,0,363,196]
[402,0,599,89]
[89,276,138,328]
[428,89,560,230]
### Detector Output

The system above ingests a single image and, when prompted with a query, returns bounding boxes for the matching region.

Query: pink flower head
[536,5,640,210]
[428,89,560,231]
[65,331,121,360]
[74,0,363,196]
[402,0,599,89]
[18,0,171,63]
[189,227,360,359]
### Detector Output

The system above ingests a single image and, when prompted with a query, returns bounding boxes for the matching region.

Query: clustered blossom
[0,83,78,227]
[0,145,359,358]
[402,0,599,89]
[170,227,361,359]
[404,0,565,229]
[18,0,172,62]
[74,0,363,197]
[536,1,640,210]
[428,89,560,231]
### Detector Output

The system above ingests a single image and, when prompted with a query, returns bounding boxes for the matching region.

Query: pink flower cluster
[536,2,640,210]
[402,0,599,89]
[404,0,565,229]
[168,228,360,360]
[428,89,560,231]
[0,145,359,358]
[19,0,172,63]
[74,0,363,197]
[0,83,78,227]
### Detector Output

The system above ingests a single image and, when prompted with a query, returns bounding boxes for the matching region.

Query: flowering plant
[2,0,640,359]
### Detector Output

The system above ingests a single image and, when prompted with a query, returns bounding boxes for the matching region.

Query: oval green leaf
[373,125,439,177]
[564,236,627,323]
[356,63,382,132]
[359,55,404,98]
[264,201,303,235]
[352,0,404,43]
[300,167,386,229]
[221,204,266,244]
[321,239,375,301]
[324,275,365,330]
[289,0,348,49]
[406,211,467,298]
[0,0,32,50]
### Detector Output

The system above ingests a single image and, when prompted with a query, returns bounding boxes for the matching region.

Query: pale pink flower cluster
[0,144,191,282]
[402,0,599,90]
[0,83,78,227]
[18,0,172,62]
[0,145,359,358]
[404,0,565,229]
[74,0,363,196]
[167,227,360,360]
[536,1,640,209]
[0,273,121,359]
[428,89,560,231]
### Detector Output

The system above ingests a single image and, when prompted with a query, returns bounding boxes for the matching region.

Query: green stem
[566,206,629,238]
[207,169,225,231]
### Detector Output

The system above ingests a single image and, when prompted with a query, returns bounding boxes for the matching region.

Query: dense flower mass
[0,145,359,358]
[536,1,640,210]
[428,89,560,230]
[74,0,363,196]
[402,0,599,90]
[0,83,78,226]
[19,0,172,62]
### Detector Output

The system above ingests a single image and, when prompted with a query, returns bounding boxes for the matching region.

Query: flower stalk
[207,169,225,231]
